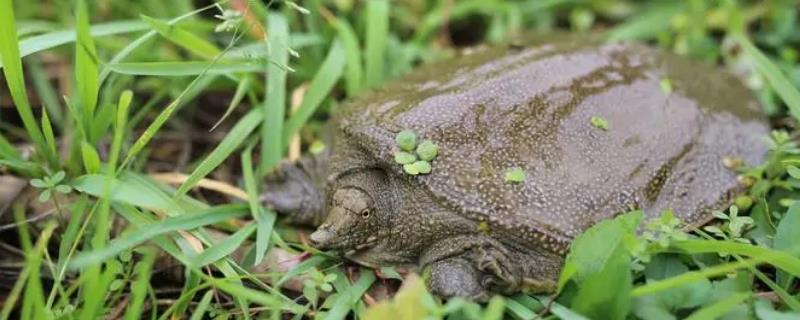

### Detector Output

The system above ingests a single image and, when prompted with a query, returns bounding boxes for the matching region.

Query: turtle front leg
[421,235,523,300]
[261,152,328,226]
[427,257,490,301]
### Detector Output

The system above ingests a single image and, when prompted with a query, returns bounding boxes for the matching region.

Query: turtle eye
[360,209,371,218]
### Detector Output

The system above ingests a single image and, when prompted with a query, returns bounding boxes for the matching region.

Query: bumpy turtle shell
[334,37,769,253]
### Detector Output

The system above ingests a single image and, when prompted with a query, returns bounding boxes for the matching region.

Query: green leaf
[282,40,345,144]
[80,141,101,174]
[558,211,642,320]
[30,178,46,188]
[754,299,800,320]
[110,90,133,170]
[335,18,364,97]
[175,108,263,198]
[403,163,420,175]
[0,20,148,70]
[190,223,256,268]
[188,290,215,320]
[416,140,439,161]
[210,75,251,131]
[684,292,750,320]
[242,146,272,266]
[394,151,417,165]
[774,203,800,289]
[660,78,673,94]
[75,0,99,128]
[0,0,55,168]
[107,60,264,76]
[40,110,57,166]
[505,167,525,183]
[570,244,631,320]
[124,248,156,320]
[260,12,290,173]
[324,269,377,320]
[364,0,389,87]
[605,2,687,41]
[68,204,248,269]
[395,130,417,152]
[671,240,800,279]
[73,173,186,213]
[590,116,609,131]
[413,160,432,175]
[141,15,220,59]
[735,34,800,122]
[634,255,712,319]
[276,255,328,286]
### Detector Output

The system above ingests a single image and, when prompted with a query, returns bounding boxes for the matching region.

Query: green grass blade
[364,0,389,88]
[0,20,148,70]
[277,254,328,286]
[673,240,800,277]
[207,277,299,312]
[282,40,345,144]
[0,0,56,168]
[260,12,290,173]
[73,173,185,213]
[210,74,252,131]
[29,57,64,128]
[189,290,216,320]
[174,108,263,197]
[80,141,101,174]
[21,21,144,59]
[334,18,363,97]
[190,223,256,268]
[735,34,800,121]
[632,258,757,297]
[0,132,20,160]
[98,4,217,82]
[75,0,99,128]
[107,60,264,76]
[241,146,273,266]
[110,90,133,170]
[40,109,58,166]
[605,2,687,41]
[68,204,249,269]
[324,269,377,320]
[141,15,221,59]
[123,248,156,320]
[684,292,751,320]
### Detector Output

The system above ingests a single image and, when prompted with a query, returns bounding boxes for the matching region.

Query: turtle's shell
[334,37,769,253]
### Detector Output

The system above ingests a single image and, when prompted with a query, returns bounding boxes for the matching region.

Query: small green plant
[631,210,689,264]
[504,167,525,183]
[590,116,609,131]
[302,269,337,308]
[29,170,72,202]
[394,130,438,176]
[213,8,243,33]
[395,130,417,152]
[703,205,754,245]
[416,140,438,161]
[660,78,673,93]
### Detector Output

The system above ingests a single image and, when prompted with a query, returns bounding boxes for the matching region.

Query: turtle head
[310,170,393,252]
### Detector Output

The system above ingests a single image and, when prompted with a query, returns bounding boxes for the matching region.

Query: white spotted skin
[324,36,769,289]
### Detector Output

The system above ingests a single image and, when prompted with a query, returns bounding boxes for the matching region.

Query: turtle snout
[309,226,335,248]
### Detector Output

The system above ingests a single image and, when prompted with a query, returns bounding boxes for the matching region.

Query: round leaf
[416,140,438,161]
[403,163,419,175]
[414,160,432,174]
[395,130,417,152]
[394,151,417,165]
